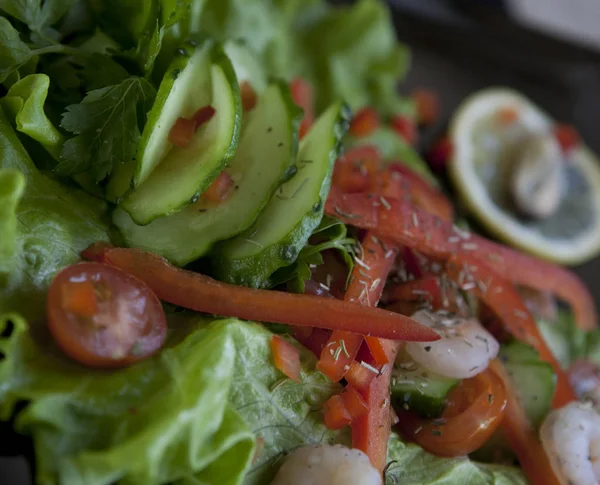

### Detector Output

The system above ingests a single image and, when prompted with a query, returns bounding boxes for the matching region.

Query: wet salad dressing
[472,116,595,239]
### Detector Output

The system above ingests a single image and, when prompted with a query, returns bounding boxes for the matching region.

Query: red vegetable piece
[168,117,196,147]
[240,81,257,112]
[202,171,234,202]
[290,77,314,139]
[412,88,439,126]
[553,123,580,153]
[271,335,301,382]
[92,247,440,342]
[60,280,97,318]
[342,386,369,420]
[390,115,418,145]
[192,105,216,129]
[345,361,377,393]
[427,136,453,172]
[349,107,380,138]
[323,394,352,430]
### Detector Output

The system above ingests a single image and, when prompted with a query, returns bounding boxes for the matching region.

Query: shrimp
[404,310,499,379]
[270,444,382,485]
[540,401,600,485]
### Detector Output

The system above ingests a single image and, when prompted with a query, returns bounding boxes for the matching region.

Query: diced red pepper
[271,335,301,383]
[390,115,418,145]
[290,77,314,139]
[553,123,580,153]
[345,360,377,393]
[349,107,380,138]
[168,117,196,147]
[323,394,352,430]
[81,241,113,263]
[412,88,439,126]
[192,105,216,128]
[168,106,215,148]
[342,386,369,420]
[240,81,257,112]
[60,280,97,318]
[202,171,234,202]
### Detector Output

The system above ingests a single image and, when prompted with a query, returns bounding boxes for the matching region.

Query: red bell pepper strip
[351,340,401,473]
[85,247,440,342]
[445,254,575,408]
[317,233,398,381]
[385,164,453,222]
[324,189,597,330]
[202,171,234,202]
[271,335,301,383]
[488,359,562,485]
[332,145,382,194]
[397,367,507,457]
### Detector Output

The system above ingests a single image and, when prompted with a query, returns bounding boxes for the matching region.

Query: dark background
[4,0,600,483]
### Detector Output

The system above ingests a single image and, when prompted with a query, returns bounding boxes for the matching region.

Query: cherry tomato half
[397,367,507,457]
[47,262,167,368]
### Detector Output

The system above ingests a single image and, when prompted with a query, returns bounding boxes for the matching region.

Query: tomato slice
[397,367,507,457]
[271,335,301,383]
[47,262,167,368]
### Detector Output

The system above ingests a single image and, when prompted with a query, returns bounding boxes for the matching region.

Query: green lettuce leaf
[1,73,65,159]
[385,433,527,485]
[0,313,254,485]
[0,168,25,274]
[0,105,109,321]
[226,320,349,485]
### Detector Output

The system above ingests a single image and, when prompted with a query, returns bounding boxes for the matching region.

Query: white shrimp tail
[405,310,499,379]
[540,401,600,485]
[270,445,382,485]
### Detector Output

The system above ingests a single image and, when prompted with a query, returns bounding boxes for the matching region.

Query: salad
[2,1,600,485]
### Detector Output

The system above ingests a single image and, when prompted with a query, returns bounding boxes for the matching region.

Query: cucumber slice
[223,39,267,93]
[499,341,556,428]
[212,102,350,287]
[391,362,459,419]
[120,41,241,225]
[113,81,303,265]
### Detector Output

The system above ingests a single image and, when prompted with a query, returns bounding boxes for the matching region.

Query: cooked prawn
[270,444,382,485]
[540,401,600,485]
[404,310,499,379]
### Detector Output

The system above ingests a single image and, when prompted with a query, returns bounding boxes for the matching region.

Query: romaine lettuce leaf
[0,313,255,485]
[385,433,527,485]
[0,105,110,321]
[226,320,350,485]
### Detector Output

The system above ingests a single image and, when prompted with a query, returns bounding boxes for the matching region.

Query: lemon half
[449,88,600,265]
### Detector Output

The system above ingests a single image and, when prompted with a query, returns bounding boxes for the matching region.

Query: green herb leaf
[57,77,156,181]
[0,16,32,83]
[80,52,130,91]
[269,216,355,292]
